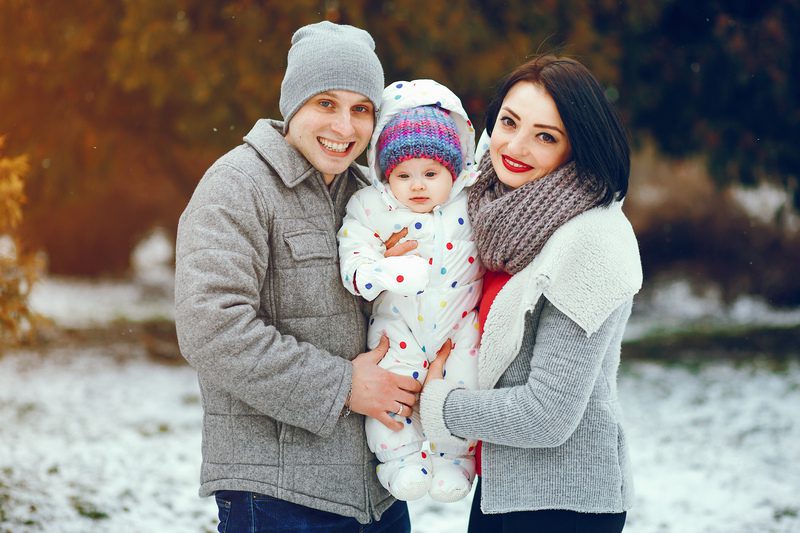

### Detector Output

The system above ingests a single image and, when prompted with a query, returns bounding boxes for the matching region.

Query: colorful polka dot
[440,267,447,275]
[405,417,412,424]
[421,451,427,459]
[415,222,422,230]
[429,258,433,265]
[412,371,419,379]
[440,301,447,308]
[396,83,403,88]
[462,311,468,318]
[365,283,373,290]
[399,341,407,349]
[343,229,349,237]
[394,223,402,230]
[458,217,464,225]
[422,360,428,368]
[451,281,457,288]
[446,242,453,250]
[394,94,402,100]
[468,256,475,264]
[418,315,424,322]
[396,275,404,283]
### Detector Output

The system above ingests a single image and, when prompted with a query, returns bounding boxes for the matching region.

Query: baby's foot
[429,454,475,502]
[376,451,432,501]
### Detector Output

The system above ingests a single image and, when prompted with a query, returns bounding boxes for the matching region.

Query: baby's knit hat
[279,21,384,131]
[377,105,463,180]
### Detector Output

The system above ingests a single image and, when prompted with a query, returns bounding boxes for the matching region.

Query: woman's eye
[500,116,515,128]
[537,132,556,143]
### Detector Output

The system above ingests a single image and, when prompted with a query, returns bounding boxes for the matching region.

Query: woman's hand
[424,338,453,386]
[383,227,418,258]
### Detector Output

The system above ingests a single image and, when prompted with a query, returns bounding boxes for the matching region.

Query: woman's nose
[506,132,528,157]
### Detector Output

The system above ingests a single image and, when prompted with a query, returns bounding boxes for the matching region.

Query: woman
[419,55,642,532]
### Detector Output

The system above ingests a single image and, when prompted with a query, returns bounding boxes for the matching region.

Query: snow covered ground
[2,232,799,532]
[2,342,798,532]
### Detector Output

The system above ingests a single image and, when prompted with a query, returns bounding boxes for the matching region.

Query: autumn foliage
[0,137,41,347]
[0,1,797,286]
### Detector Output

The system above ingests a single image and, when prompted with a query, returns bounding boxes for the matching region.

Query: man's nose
[331,111,355,137]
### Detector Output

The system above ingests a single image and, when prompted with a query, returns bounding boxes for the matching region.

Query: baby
[338,80,483,502]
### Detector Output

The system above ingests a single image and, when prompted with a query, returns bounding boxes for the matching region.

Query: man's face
[284,90,375,185]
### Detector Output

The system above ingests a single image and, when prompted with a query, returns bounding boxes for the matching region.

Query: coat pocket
[282,229,335,261]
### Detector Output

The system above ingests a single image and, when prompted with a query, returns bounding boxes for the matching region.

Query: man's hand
[349,336,422,431]
[383,227,418,258]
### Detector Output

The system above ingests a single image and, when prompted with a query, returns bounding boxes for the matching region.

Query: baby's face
[387,158,453,213]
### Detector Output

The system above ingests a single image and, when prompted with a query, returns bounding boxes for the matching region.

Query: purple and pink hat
[377,105,463,181]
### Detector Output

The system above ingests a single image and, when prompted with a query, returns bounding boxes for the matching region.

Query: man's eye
[319,100,333,108]
[353,105,371,113]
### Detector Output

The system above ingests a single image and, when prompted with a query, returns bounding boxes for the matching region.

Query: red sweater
[475,270,512,475]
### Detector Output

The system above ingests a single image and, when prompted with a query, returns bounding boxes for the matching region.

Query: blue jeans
[214,491,410,533]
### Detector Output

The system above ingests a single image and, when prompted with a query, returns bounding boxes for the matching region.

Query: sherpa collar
[478,201,642,390]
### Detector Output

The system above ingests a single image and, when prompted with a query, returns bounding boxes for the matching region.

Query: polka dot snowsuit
[338,80,483,500]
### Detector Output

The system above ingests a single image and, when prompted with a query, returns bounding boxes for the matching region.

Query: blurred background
[1,0,798,296]
[1,2,800,531]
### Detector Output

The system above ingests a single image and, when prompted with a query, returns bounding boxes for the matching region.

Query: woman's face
[489,81,572,189]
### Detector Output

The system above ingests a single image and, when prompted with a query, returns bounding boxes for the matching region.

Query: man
[175,21,421,532]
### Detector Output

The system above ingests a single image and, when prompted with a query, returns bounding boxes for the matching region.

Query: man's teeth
[319,138,349,152]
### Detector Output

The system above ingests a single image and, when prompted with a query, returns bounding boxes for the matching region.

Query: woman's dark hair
[484,55,630,204]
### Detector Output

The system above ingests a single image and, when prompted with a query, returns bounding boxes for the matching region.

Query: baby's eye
[425,171,438,178]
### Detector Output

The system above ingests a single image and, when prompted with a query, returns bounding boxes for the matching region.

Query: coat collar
[478,202,642,390]
[243,118,371,190]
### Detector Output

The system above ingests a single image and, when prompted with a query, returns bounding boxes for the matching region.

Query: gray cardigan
[174,119,392,524]
[420,202,641,514]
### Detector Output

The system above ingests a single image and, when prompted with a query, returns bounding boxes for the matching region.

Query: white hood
[366,79,478,205]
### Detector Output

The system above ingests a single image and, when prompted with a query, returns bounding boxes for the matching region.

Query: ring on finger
[394,402,403,416]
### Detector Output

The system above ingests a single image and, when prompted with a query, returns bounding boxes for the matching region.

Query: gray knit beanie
[279,21,384,132]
